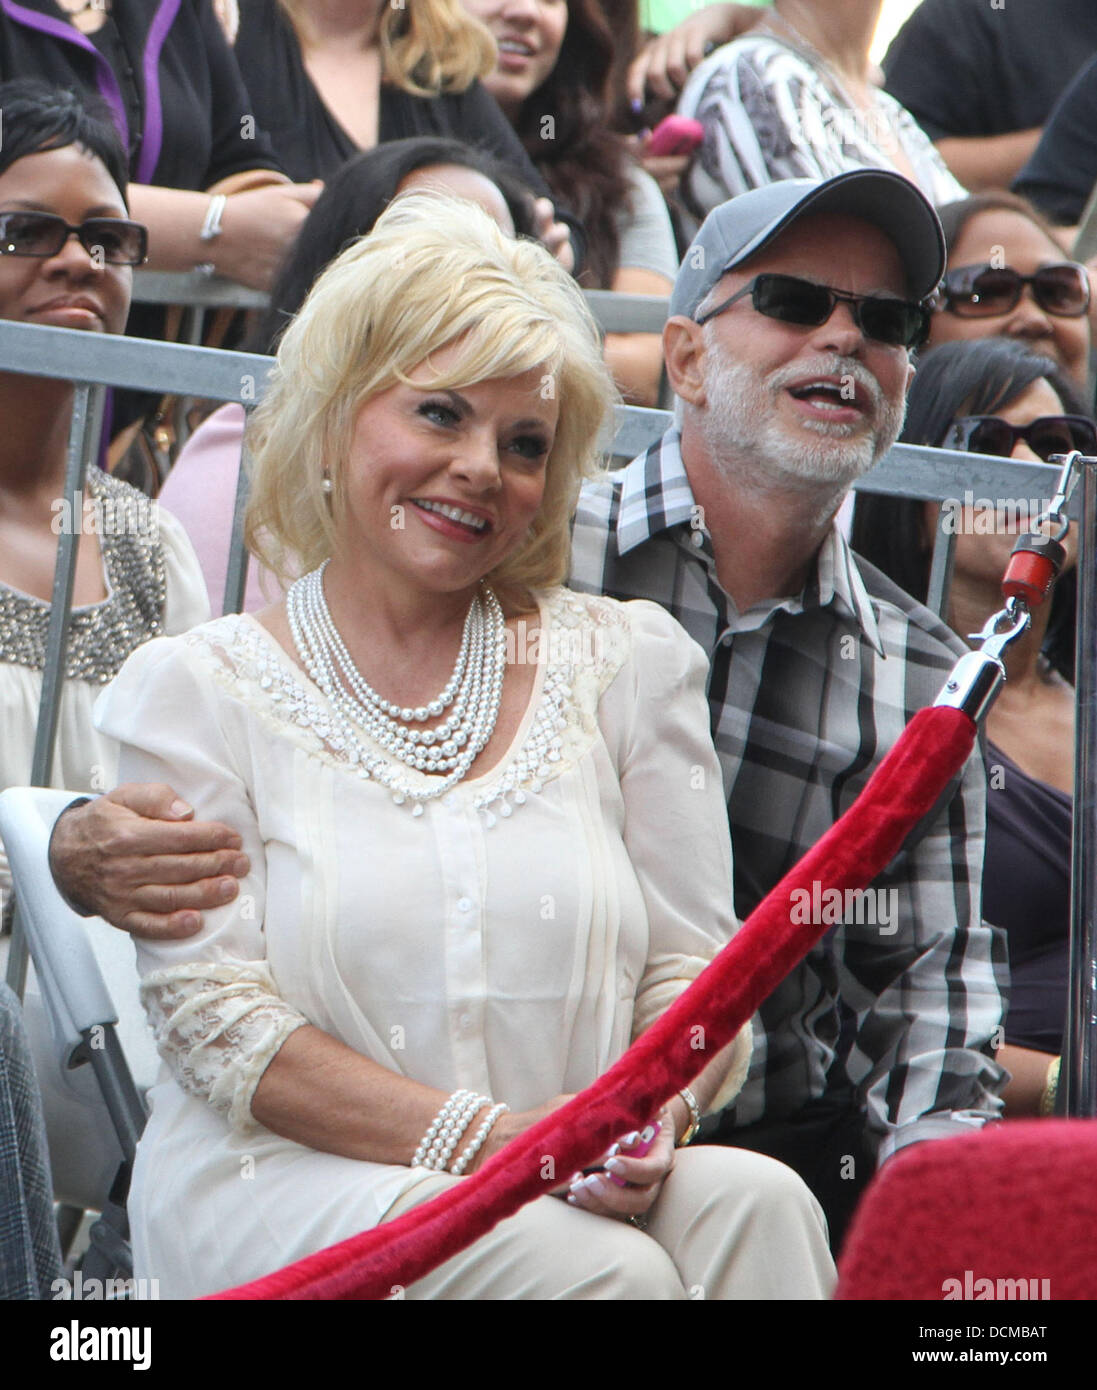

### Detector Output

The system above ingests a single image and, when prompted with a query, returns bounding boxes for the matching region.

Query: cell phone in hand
[606,1120,661,1187]
[646,115,704,157]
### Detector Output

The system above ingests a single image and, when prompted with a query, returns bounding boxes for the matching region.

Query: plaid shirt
[570,428,1008,1164]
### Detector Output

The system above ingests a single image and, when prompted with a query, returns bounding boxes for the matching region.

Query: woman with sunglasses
[852,337,1089,1117]
[0,0,322,294]
[928,192,1092,389]
[0,79,208,902]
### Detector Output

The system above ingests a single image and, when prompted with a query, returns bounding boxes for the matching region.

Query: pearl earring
[321,474,333,494]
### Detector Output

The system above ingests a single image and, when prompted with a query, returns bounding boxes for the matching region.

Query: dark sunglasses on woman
[694,272,932,349]
[945,413,1097,462]
[0,210,148,266]
[936,262,1090,319]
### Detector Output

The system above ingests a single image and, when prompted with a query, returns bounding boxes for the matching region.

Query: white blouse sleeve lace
[94,630,308,1134]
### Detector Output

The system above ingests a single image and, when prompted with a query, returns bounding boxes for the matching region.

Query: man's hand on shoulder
[48,784,250,940]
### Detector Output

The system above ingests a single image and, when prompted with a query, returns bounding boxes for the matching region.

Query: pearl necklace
[287,563,506,811]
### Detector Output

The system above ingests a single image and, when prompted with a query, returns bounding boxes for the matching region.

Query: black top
[0,0,282,188]
[1013,54,1097,225]
[882,0,1097,142]
[983,743,1072,1055]
[231,0,584,265]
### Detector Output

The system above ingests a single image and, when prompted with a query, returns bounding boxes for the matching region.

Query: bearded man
[569,171,1008,1249]
[47,171,1008,1255]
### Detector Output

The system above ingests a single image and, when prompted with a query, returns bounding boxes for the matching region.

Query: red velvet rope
[210,704,976,1300]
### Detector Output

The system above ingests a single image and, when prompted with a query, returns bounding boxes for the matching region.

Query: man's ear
[664,316,708,408]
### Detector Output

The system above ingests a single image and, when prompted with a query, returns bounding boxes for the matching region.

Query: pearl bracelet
[451,1101,509,1175]
[427,1092,491,1171]
[412,1089,473,1169]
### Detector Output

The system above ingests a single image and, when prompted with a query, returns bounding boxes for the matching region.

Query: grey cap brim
[670,170,946,320]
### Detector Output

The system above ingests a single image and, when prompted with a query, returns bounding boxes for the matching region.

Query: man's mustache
[764,356,886,416]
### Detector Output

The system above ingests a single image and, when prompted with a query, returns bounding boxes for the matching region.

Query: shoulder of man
[570,468,627,595]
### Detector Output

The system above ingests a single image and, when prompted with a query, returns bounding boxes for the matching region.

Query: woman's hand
[464,1092,577,1174]
[627,3,764,105]
[531,197,575,275]
[564,1114,675,1221]
[213,181,324,290]
[629,134,693,198]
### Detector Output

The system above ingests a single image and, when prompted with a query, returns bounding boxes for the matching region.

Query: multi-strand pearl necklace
[287,562,506,812]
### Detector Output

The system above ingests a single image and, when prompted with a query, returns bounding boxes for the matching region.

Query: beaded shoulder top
[0,468,166,684]
[178,585,634,826]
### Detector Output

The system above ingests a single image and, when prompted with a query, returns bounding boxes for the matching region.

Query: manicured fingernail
[606,1142,620,1158]
[621,1131,640,1146]
[605,1157,626,1175]
[169,799,191,817]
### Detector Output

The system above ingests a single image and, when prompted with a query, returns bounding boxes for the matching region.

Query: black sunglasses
[946,413,1097,462]
[0,210,147,266]
[695,273,931,348]
[938,262,1090,319]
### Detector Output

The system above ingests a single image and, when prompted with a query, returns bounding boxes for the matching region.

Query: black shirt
[882,0,1097,142]
[1013,54,1097,225]
[983,744,1072,1055]
[231,0,584,265]
[0,0,282,187]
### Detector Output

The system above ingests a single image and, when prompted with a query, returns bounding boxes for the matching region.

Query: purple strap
[136,0,179,185]
[1,0,128,149]
[1,0,182,185]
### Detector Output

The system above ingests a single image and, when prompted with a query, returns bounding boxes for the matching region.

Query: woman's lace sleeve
[95,625,307,1134]
[140,961,309,1134]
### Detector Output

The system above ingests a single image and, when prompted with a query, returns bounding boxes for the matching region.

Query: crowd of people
[1,0,1094,1301]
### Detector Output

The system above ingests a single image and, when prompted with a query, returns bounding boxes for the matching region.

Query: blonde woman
[232,0,578,267]
[95,193,833,1300]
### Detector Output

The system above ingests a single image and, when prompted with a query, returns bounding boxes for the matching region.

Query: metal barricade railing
[131,271,671,338]
[1,318,1093,1116]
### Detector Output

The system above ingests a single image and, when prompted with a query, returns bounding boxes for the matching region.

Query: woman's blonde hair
[279,0,495,95]
[245,191,616,610]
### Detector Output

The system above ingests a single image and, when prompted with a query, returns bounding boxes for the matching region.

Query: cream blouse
[94,586,750,1297]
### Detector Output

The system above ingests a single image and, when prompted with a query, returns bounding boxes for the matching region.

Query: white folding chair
[0,786,158,1281]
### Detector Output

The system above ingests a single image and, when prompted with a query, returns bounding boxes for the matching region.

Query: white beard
[697,340,907,491]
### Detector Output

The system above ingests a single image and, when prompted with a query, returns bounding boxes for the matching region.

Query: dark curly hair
[511,0,634,289]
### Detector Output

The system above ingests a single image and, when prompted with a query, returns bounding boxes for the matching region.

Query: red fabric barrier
[210,704,976,1300]
[837,1120,1097,1300]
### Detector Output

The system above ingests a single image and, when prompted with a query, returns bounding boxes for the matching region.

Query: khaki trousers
[380,1144,836,1300]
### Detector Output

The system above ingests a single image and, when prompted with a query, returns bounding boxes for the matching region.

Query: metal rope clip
[934,600,1031,724]
[1034,449,1085,541]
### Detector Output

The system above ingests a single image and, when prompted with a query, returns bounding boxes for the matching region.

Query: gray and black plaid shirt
[570,427,1008,1163]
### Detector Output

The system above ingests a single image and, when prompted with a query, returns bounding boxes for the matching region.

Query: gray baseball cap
[669,169,946,321]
